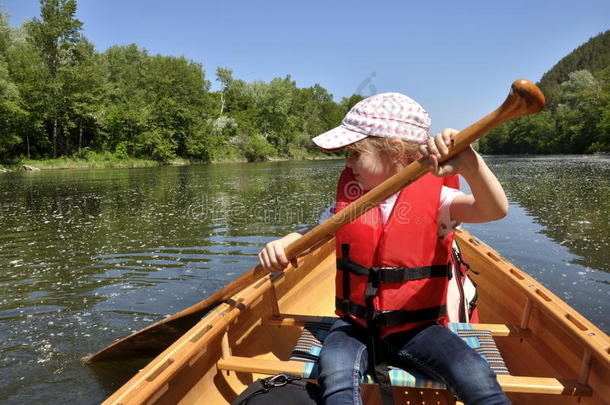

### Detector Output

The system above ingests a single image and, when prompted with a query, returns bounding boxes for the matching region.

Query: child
[258,92,510,405]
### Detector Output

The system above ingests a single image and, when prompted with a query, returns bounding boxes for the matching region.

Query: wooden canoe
[103,229,610,405]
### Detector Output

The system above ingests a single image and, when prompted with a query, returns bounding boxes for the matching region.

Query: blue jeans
[317,319,510,405]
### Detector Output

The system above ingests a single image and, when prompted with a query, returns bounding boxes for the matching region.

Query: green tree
[64,39,105,154]
[589,66,610,152]
[142,54,209,159]
[98,44,150,154]
[216,66,233,116]
[0,8,23,158]
[6,38,50,158]
[25,0,84,158]
[559,70,601,109]
[555,70,604,153]
[0,6,11,55]
[0,57,26,158]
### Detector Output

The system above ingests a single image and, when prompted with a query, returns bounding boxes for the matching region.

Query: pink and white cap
[312,92,431,151]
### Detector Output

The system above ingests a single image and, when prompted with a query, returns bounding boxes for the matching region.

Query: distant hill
[479,30,610,154]
[538,30,610,109]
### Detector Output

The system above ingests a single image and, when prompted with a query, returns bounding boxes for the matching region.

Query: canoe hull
[103,230,610,405]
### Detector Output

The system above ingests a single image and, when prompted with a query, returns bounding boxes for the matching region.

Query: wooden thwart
[218,357,305,376]
[216,356,592,397]
[267,315,531,338]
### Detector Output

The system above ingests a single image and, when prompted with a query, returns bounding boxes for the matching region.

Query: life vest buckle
[368,267,381,287]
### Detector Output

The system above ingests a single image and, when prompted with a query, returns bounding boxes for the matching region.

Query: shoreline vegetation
[0,151,344,172]
[2,151,607,174]
[0,2,608,170]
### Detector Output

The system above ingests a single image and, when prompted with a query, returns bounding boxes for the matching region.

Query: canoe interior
[103,229,610,405]
[457,230,609,405]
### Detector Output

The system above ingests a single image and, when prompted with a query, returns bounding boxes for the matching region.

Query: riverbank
[0,157,172,172]
[3,152,606,174]
[0,153,341,173]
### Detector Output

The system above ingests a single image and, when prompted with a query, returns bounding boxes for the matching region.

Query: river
[0,156,608,404]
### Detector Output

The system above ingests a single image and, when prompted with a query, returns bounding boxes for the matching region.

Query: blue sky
[2,0,609,133]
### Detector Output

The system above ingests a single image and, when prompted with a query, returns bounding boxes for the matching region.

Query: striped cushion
[289,320,509,388]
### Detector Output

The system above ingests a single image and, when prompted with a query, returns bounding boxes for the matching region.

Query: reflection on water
[493,156,608,273]
[0,157,608,404]
[0,162,338,404]
[463,156,609,335]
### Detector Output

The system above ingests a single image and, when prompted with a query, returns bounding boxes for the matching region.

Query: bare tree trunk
[64,125,69,156]
[26,133,31,159]
[79,118,83,154]
[220,93,225,116]
[53,116,58,158]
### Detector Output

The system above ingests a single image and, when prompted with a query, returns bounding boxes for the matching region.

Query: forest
[0,1,362,165]
[1,1,608,167]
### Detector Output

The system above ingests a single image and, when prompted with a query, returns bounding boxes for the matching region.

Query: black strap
[452,241,481,322]
[336,298,447,327]
[469,289,479,317]
[377,305,447,327]
[375,265,449,283]
[364,269,379,327]
[452,241,479,275]
[336,255,369,276]
[369,333,394,405]
[337,257,449,283]
[231,379,267,404]
[340,244,352,311]
[451,246,467,322]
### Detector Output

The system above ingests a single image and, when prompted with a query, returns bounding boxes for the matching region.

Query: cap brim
[312,126,368,151]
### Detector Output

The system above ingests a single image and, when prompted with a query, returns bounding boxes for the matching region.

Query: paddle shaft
[85,79,544,362]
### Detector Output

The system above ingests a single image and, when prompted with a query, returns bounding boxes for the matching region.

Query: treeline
[479,31,610,154]
[0,1,362,163]
[4,2,607,162]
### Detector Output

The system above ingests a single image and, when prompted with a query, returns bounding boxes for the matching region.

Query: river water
[1,156,608,404]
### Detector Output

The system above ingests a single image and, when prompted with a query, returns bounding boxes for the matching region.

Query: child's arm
[420,128,508,223]
[258,232,302,272]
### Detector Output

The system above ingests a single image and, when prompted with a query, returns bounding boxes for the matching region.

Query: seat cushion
[289,320,509,388]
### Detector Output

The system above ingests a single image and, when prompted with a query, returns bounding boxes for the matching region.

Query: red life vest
[334,168,459,339]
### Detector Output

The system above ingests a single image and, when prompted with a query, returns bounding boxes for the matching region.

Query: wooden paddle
[84,79,544,363]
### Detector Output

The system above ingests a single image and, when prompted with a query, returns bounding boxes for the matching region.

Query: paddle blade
[83,265,269,363]
[83,309,211,362]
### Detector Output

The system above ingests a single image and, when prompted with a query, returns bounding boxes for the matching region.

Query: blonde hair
[346,137,421,172]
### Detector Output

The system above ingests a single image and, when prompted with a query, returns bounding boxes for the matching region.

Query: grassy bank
[0,151,341,172]
[0,154,190,172]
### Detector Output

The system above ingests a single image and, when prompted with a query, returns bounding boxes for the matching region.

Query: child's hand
[419,128,478,177]
[258,232,302,272]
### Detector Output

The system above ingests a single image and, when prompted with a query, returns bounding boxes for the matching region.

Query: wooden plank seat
[217,315,592,397]
[217,357,591,396]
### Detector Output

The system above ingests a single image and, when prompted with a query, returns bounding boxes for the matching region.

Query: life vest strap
[336,298,447,327]
[377,305,447,327]
[337,258,450,283]
[340,244,352,318]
